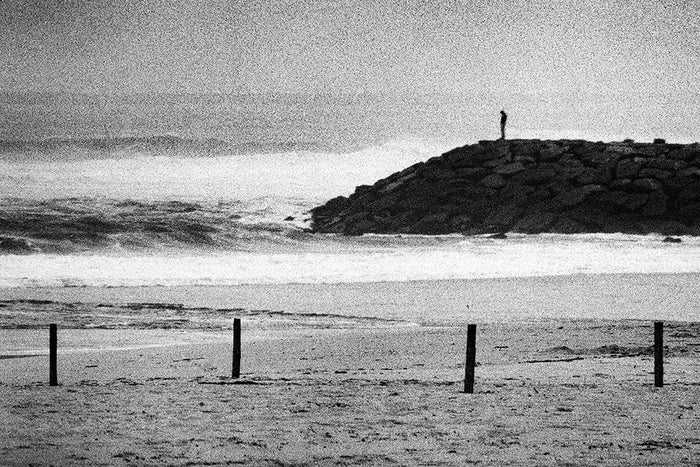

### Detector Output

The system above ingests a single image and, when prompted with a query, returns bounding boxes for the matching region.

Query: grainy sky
[1,0,698,96]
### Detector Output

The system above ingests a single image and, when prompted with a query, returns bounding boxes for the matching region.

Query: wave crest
[0,198,310,254]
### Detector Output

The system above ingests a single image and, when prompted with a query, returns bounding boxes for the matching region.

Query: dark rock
[579,151,621,167]
[555,185,603,207]
[514,155,536,165]
[488,232,508,239]
[616,159,645,178]
[551,217,588,234]
[592,162,616,184]
[597,191,649,211]
[512,142,541,160]
[284,216,295,221]
[575,168,598,185]
[662,236,682,243]
[481,174,505,189]
[632,178,663,192]
[425,167,455,180]
[662,176,693,196]
[538,144,564,162]
[668,147,699,162]
[499,179,534,200]
[514,163,563,185]
[513,212,557,233]
[471,144,510,163]
[648,159,686,171]
[450,214,473,230]
[455,167,488,179]
[605,144,634,155]
[409,213,450,234]
[641,192,667,217]
[312,195,347,214]
[378,172,417,194]
[678,168,700,178]
[654,138,666,144]
[311,139,700,236]
[676,181,700,206]
[561,166,586,180]
[608,178,635,192]
[677,202,700,223]
[546,179,575,195]
[484,203,523,228]
[639,168,672,179]
[657,221,691,236]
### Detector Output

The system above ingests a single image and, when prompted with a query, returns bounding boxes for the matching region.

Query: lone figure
[500,110,507,140]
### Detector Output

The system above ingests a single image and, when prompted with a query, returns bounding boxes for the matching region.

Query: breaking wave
[0,198,312,254]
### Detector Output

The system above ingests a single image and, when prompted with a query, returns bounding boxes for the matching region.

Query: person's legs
[500,123,505,140]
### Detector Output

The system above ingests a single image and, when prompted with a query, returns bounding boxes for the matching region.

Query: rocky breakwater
[311,139,700,235]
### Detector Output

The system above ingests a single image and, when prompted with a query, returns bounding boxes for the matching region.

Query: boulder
[481,174,505,189]
[668,147,699,162]
[648,159,686,171]
[378,172,417,193]
[513,212,557,233]
[597,191,649,211]
[575,168,598,185]
[484,203,523,228]
[641,192,667,217]
[556,185,604,206]
[616,159,645,178]
[605,144,634,155]
[456,167,488,179]
[539,143,565,161]
[592,162,615,184]
[639,168,672,179]
[676,181,700,206]
[551,217,588,234]
[632,178,663,192]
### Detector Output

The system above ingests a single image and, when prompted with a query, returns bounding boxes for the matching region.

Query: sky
[1,0,698,97]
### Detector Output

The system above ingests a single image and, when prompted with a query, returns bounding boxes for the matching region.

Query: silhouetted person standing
[500,110,507,140]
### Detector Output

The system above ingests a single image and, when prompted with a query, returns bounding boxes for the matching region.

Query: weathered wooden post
[232,318,241,378]
[654,321,663,388]
[49,323,58,386]
[464,324,476,393]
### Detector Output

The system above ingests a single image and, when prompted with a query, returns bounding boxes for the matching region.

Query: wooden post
[232,318,241,378]
[49,324,58,386]
[654,321,663,388]
[464,324,476,393]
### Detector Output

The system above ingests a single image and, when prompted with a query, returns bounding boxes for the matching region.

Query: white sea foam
[0,138,448,203]
[2,137,699,289]
[1,234,698,288]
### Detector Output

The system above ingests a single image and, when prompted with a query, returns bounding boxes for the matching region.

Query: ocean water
[2,92,700,289]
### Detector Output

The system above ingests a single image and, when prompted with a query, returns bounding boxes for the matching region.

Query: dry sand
[1,316,699,466]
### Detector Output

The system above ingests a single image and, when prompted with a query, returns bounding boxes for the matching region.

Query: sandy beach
[1,276,699,466]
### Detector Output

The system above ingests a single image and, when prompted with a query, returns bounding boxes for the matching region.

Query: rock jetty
[311,139,700,235]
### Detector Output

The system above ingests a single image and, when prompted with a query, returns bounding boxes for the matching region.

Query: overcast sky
[1,0,698,97]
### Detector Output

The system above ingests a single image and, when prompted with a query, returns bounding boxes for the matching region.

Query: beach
[3,1,700,463]
[2,91,700,467]
[1,275,699,466]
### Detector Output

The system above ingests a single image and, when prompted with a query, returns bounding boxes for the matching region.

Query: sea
[1,91,700,295]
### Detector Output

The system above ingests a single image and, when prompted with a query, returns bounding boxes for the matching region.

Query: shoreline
[1,272,699,324]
